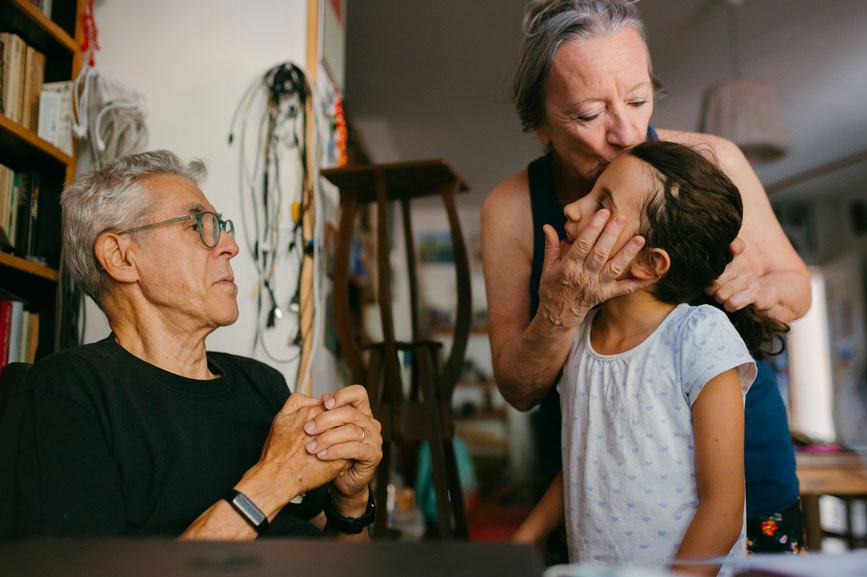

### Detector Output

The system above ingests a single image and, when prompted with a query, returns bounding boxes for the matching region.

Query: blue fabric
[745,361,799,518]
[526,123,800,518]
[415,438,477,524]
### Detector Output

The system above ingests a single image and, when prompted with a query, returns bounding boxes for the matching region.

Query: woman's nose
[606,113,641,149]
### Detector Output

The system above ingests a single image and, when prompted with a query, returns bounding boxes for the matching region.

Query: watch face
[228,490,267,530]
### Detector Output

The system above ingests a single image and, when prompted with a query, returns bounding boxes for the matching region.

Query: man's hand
[245,393,349,517]
[304,385,383,515]
[538,208,650,331]
[708,238,777,313]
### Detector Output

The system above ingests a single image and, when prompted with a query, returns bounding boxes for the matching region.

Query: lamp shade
[699,75,792,162]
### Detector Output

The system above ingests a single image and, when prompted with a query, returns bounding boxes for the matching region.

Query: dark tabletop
[0,538,543,577]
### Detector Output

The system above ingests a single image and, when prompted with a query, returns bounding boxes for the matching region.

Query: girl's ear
[630,247,671,280]
[535,128,551,148]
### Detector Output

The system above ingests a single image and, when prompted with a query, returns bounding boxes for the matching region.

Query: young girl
[513,141,787,576]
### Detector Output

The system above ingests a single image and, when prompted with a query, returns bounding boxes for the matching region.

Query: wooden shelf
[6,0,77,54]
[0,251,58,281]
[0,114,73,167]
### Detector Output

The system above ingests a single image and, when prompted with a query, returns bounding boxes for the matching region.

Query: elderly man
[2,150,381,539]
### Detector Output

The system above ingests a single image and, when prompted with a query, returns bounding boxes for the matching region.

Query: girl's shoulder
[667,303,731,333]
[663,304,743,352]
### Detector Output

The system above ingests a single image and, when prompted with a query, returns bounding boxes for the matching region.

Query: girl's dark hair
[627,141,788,360]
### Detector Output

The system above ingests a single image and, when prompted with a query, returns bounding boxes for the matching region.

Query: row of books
[0,297,39,368]
[0,163,39,256]
[0,31,45,132]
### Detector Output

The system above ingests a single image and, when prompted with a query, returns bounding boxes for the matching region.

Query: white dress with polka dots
[558,303,756,570]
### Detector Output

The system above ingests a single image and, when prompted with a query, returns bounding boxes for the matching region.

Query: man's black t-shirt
[3,335,326,538]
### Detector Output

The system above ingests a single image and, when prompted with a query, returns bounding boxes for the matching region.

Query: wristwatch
[324,487,376,534]
[224,488,270,535]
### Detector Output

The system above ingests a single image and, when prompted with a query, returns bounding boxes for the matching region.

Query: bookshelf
[0,0,83,364]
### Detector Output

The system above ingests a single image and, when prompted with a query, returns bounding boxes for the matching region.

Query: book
[0,300,11,368]
[0,35,5,115]
[8,173,20,246]
[21,45,34,130]
[27,173,39,256]
[30,50,44,130]
[38,81,73,154]
[14,35,26,124]
[14,172,33,256]
[0,33,12,121]
[0,164,8,243]
[6,300,23,363]
[26,311,39,363]
[18,310,29,363]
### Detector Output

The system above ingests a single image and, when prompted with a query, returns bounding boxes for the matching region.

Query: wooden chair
[322,160,471,539]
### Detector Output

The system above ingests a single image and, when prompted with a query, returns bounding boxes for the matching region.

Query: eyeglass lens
[199,213,234,248]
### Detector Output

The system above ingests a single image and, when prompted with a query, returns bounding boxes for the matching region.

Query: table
[796,451,867,550]
[0,539,542,577]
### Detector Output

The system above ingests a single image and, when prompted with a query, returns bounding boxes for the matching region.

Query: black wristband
[324,487,376,535]
[224,488,270,535]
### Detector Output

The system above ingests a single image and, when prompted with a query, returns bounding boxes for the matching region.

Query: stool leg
[801,494,821,551]
[373,441,392,538]
[443,438,468,538]
[416,345,454,539]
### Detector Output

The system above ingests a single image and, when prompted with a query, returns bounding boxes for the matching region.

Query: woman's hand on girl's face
[536,209,651,331]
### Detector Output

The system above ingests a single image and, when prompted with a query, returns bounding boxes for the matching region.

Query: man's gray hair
[62,150,207,305]
[511,0,649,133]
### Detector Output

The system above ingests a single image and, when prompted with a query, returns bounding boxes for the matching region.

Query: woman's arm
[482,175,649,410]
[673,369,746,576]
[661,130,811,323]
[512,472,565,544]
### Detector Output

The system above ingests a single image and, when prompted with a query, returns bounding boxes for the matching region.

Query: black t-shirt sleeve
[14,358,126,537]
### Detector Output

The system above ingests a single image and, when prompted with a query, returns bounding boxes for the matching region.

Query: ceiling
[344,0,867,205]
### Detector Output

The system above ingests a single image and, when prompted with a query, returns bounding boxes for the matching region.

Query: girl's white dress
[559,304,756,570]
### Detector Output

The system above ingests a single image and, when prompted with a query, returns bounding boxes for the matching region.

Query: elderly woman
[2,150,381,539]
[482,0,810,553]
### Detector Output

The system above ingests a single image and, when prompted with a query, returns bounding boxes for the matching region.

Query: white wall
[83,0,324,387]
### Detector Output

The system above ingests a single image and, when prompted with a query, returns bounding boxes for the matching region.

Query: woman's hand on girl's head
[536,210,651,331]
[708,238,777,313]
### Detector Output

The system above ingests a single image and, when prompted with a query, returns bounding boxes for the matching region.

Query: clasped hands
[258,384,383,516]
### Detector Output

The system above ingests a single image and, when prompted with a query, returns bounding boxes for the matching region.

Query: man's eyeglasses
[117,211,235,248]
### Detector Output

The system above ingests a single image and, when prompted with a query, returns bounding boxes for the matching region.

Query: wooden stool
[322,160,471,539]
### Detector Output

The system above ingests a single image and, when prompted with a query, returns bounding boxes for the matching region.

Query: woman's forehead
[549,28,651,96]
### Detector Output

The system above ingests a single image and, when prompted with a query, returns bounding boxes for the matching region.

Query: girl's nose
[563,201,582,223]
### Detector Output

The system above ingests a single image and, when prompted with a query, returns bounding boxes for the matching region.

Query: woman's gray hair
[62,150,207,305]
[511,0,652,133]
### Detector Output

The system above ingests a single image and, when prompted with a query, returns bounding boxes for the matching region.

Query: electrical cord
[229,62,316,366]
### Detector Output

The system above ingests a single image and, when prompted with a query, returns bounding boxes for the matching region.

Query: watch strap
[224,488,270,535]
[324,486,376,534]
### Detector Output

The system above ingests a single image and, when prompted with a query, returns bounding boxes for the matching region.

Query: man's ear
[630,247,670,280]
[94,231,140,284]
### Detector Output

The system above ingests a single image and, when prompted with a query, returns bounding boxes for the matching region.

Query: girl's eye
[629,99,647,108]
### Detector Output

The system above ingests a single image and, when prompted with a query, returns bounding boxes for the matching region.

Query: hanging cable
[229,62,314,365]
